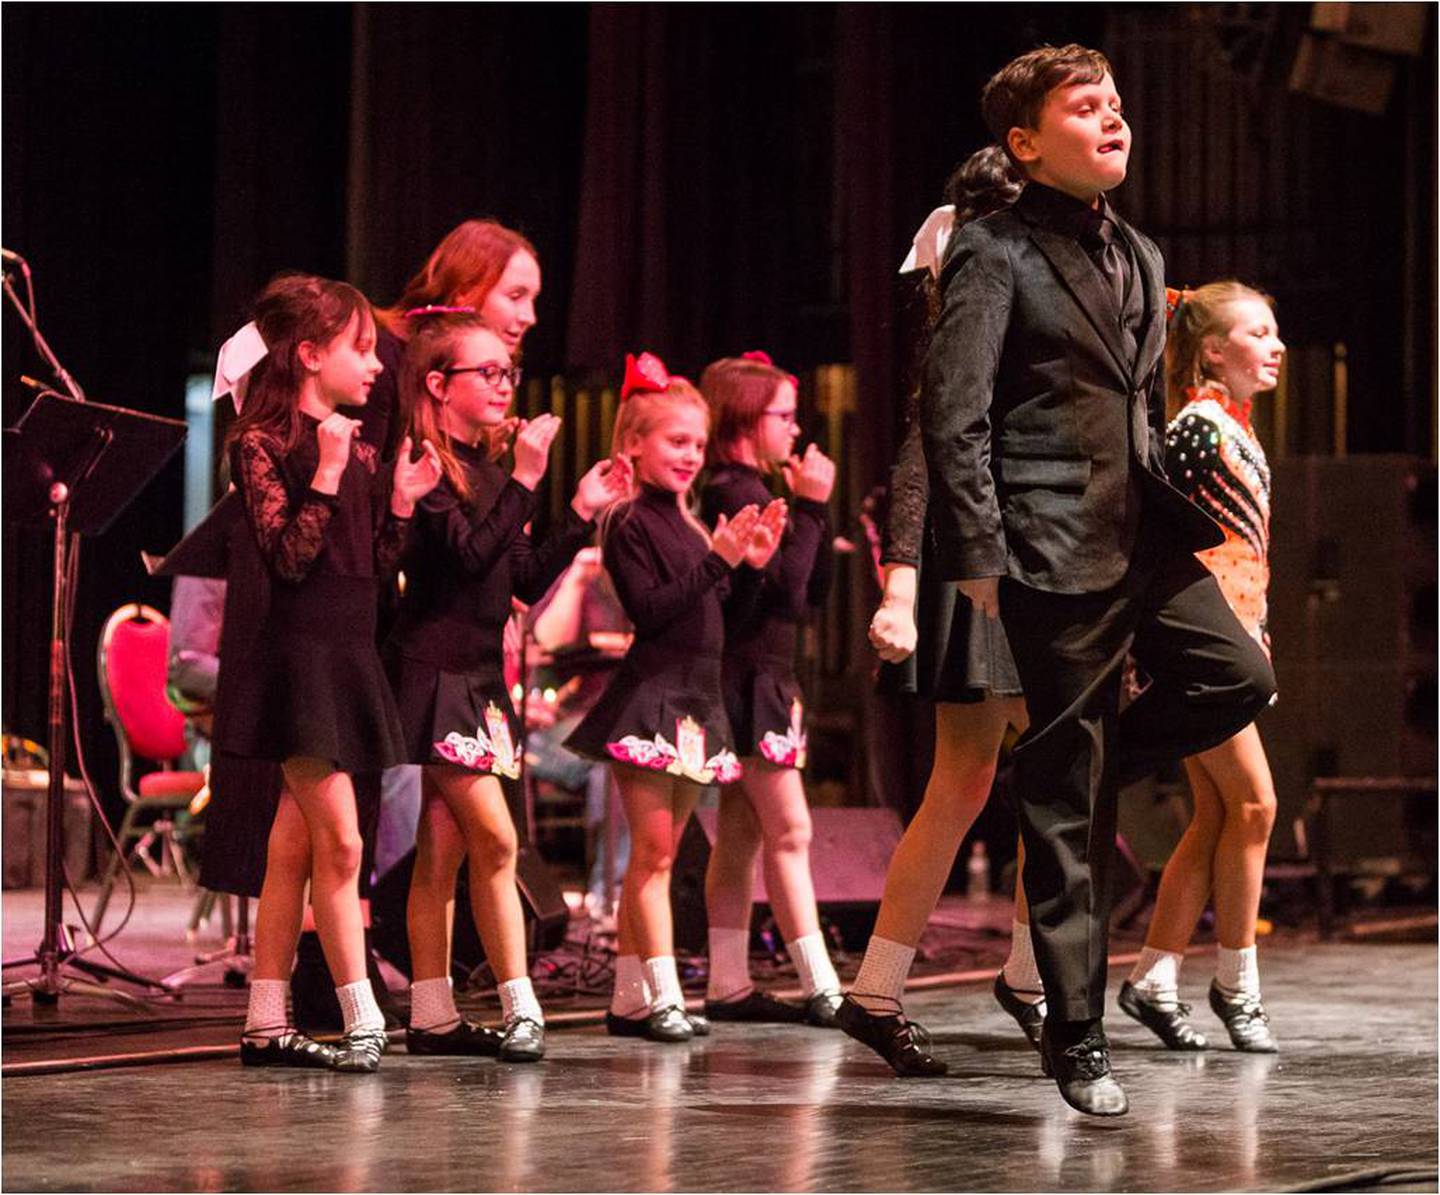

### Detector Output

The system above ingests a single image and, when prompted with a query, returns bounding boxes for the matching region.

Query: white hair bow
[898,205,956,280]
[211,321,269,412]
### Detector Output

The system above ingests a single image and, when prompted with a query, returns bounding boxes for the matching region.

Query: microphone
[1,248,24,265]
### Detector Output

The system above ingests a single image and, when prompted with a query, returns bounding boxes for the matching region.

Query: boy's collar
[1017,181,1119,236]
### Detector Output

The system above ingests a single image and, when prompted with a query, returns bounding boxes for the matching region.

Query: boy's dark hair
[981,44,1112,165]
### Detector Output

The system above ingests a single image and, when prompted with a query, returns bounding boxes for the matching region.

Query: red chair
[91,603,206,932]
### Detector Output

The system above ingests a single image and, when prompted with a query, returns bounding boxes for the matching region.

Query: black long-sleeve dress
[564,484,750,785]
[385,441,593,776]
[700,463,830,767]
[216,416,411,771]
[877,408,1022,702]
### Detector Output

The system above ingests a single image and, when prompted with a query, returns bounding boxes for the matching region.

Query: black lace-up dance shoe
[992,973,1046,1051]
[499,1016,546,1062]
[332,1025,389,1073]
[405,1019,502,1057]
[705,988,807,1024]
[1208,981,1279,1053]
[1117,980,1208,1050]
[836,993,948,1077]
[239,1028,338,1069]
[804,990,843,1029]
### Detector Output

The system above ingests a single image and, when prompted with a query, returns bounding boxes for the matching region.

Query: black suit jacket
[920,186,1222,594]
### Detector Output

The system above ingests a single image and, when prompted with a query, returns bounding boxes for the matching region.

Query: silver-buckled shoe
[333,1025,389,1073]
[499,1015,546,1062]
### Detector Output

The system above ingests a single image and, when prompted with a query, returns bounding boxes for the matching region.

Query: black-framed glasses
[762,407,800,428]
[444,362,523,388]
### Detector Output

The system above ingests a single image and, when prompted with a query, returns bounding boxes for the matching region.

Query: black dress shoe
[1040,1023,1128,1117]
[1209,981,1279,1053]
[1118,981,1208,1050]
[332,1026,389,1074]
[605,1010,651,1038]
[992,973,1046,1051]
[499,1016,546,1062]
[804,990,842,1029]
[240,1028,337,1069]
[406,1019,502,1056]
[687,1011,711,1037]
[705,989,806,1024]
[836,993,947,1077]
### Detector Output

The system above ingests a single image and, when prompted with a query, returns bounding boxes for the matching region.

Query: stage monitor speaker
[370,844,568,981]
[670,806,903,954]
[1264,456,1436,863]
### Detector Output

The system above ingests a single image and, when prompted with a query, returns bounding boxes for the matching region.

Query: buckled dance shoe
[1040,1022,1129,1117]
[1208,981,1279,1053]
[405,1019,503,1057]
[239,1028,337,1070]
[332,1025,389,1073]
[499,1016,546,1062]
[1117,981,1208,1050]
[645,1005,695,1042]
[704,989,807,1024]
[835,994,948,1077]
[686,1011,711,1037]
[992,973,1046,1051]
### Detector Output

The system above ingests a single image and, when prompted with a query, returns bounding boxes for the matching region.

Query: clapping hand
[391,435,443,516]
[744,498,788,568]
[711,504,762,567]
[572,454,633,519]
[513,414,563,489]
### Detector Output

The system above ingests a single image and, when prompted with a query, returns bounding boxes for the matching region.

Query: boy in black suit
[920,45,1275,1116]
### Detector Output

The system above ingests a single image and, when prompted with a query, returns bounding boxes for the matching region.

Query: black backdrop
[4,4,1434,814]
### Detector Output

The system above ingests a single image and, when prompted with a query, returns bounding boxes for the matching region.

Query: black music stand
[2,392,186,1006]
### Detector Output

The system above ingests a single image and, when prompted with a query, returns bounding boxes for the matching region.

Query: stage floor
[3,902,1434,1192]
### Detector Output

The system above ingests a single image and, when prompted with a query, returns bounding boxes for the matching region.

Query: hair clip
[404,304,477,319]
[621,351,672,400]
[741,349,799,390]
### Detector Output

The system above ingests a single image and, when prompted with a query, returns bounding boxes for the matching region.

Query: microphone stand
[1,252,178,1006]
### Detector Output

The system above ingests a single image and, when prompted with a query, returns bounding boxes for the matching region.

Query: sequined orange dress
[1165,384,1272,654]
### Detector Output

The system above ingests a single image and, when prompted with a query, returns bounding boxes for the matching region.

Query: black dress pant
[999,529,1276,1021]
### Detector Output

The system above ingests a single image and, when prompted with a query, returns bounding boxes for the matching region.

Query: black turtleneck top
[388,440,593,671]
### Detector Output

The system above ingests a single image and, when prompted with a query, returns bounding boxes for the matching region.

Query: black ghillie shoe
[1117,980,1208,1050]
[1208,981,1279,1053]
[804,990,843,1029]
[645,1005,695,1043]
[240,1028,337,1070]
[405,1019,502,1057]
[993,973,1046,1051]
[1040,1022,1129,1117]
[605,1010,650,1038]
[835,993,947,1077]
[332,1026,389,1074]
[499,1016,546,1062]
[686,1011,711,1037]
[705,988,806,1024]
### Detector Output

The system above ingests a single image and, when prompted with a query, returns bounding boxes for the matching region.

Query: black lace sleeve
[357,441,412,577]
[881,411,928,567]
[234,432,337,584]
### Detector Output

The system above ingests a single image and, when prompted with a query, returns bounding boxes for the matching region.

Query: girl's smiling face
[474,249,541,352]
[430,327,515,440]
[627,402,709,493]
[1205,297,1285,402]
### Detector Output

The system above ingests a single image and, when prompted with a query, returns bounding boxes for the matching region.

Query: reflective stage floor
[3,936,1435,1192]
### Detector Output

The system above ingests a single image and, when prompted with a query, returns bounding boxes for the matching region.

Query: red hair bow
[621,351,671,400]
[1164,286,1194,325]
[742,349,798,390]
